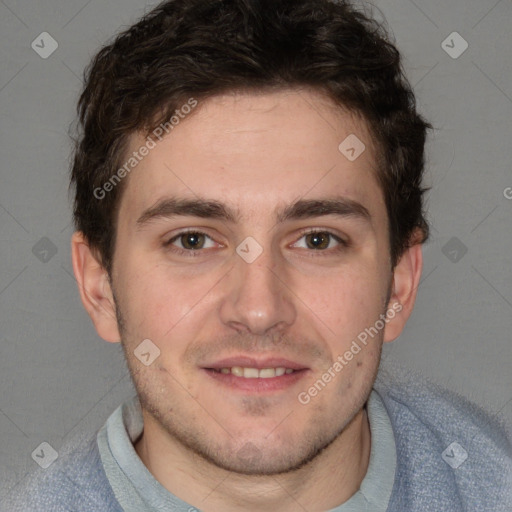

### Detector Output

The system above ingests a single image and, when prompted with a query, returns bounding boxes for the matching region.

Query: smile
[213,367,296,378]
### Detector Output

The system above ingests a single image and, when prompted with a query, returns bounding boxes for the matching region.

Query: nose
[219,243,297,337]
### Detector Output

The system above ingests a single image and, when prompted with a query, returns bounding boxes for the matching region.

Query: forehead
[118,89,384,224]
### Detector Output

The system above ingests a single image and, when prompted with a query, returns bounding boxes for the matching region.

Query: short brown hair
[70,0,431,273]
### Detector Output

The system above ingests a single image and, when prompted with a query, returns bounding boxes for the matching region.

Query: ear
[71,231,121,343]
[383,236,424,343]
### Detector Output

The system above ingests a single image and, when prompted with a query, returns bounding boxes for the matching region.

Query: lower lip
[202,368,309,393]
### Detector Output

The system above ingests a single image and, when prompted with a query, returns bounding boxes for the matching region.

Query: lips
[215,367,295,378]
[201,355,310,392]
[203,356,308,371]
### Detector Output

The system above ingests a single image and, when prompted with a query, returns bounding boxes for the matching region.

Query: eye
[164,230,217,252]
[292,229,348,251]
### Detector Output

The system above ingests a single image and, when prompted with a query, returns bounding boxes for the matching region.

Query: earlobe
[383,238,424,343]
[71,231,121,343]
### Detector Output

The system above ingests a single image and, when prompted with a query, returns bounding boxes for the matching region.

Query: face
[94,89,403,475]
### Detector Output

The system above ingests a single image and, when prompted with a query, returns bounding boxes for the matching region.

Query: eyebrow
[136,196,371,228]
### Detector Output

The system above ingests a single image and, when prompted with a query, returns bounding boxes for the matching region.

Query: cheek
[302,265,386,340]
[116,259,219,343]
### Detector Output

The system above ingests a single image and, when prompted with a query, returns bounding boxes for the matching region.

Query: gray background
[1,0,511,498]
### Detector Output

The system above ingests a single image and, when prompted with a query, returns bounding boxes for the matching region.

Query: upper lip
[202,355,309,371]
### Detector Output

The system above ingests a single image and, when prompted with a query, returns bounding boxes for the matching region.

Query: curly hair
[70,0,431,273]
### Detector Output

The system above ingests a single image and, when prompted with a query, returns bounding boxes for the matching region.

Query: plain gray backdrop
[1,0,511,498]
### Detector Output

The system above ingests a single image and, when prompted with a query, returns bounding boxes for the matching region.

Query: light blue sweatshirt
[3,363,512,511]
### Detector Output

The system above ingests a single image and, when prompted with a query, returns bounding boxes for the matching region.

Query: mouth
[201,356,310,393]
[210,366,296,378]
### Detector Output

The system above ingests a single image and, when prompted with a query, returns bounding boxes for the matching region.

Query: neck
[134,406,371,512]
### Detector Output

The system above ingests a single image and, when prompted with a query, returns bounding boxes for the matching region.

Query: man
[5,0,511,510]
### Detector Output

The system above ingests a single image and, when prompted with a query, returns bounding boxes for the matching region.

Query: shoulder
[3,432,121,512]
[375,362,512,511]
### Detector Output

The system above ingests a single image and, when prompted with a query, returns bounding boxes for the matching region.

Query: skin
[72,88,423,511]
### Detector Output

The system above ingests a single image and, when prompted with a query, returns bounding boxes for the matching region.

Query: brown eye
[179,232,206,250]
[305,232,331,250]
[164,230,217,253]
[291,229,349,254]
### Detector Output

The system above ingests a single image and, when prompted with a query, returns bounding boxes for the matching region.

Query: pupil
[309,233,328,249]
[184,233,203,249]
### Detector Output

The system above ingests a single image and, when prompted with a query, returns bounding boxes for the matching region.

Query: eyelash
[163,228,349,257]
[163,229,214,258]
[297,228,350,254]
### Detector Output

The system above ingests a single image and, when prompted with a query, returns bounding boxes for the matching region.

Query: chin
[199,441,322,476]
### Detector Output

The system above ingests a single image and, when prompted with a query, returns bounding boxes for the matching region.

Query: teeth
[231,366,244,377]
[218,366,295,378]
[243,367,259,378]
